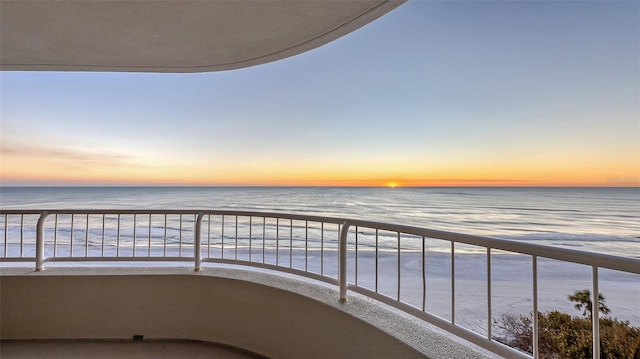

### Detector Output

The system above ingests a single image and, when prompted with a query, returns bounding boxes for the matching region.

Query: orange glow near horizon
[1,137,638,187]
[3,168,639,187]
[2,177,638,187]
[2,153,639,187]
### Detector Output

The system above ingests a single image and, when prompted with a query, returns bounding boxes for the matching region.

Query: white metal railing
[1,209,638,359]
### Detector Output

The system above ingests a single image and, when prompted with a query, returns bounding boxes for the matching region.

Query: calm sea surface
[0,186,638,258]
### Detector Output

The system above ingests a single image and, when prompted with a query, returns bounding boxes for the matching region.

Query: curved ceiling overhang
[0,0,404,73]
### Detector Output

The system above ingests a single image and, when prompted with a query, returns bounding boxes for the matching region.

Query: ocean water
[0,186,638,258]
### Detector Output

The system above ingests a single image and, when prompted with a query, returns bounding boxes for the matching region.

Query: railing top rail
[0,209,346,223]
[1,209,638,274]
[345,218,640,275]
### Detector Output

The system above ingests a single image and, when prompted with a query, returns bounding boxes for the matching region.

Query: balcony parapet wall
[0,267,489,359]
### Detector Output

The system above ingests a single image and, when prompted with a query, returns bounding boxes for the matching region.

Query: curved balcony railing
[1,209,638,359]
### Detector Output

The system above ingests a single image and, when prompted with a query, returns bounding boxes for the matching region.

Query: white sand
[256,250,640,333]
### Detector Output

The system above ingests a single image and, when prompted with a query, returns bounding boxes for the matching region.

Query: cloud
[0,142,150,168]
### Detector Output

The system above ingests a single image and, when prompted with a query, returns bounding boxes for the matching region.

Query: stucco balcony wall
[0,267,488,359]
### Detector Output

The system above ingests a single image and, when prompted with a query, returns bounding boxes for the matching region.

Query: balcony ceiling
[0,0,403,73]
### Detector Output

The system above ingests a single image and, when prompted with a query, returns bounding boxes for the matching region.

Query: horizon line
[1,184,638,189]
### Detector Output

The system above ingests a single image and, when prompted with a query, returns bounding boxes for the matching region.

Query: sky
[1,1,638,187]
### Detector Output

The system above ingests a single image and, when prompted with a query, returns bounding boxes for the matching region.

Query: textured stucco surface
[1,1,404,72]
[1,266,489,358]
[1,339,263,359]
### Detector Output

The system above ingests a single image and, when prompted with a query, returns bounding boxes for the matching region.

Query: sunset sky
[1,1,638,187]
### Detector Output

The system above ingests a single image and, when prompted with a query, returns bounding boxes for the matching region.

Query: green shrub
[496,312,640,358]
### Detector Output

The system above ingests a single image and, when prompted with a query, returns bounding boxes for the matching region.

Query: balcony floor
[0,339,265,359]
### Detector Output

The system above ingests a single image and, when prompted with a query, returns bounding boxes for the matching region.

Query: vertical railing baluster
[262,217,266,263]
[276,218,280,266]
[339,221,350,302]
[179,214,183,257]
[397,232,402,300]
[305,221,308,272]
[487,247,492,340]
[163,214,167,257]
[289,219,293,268]
[533,255,539,359]
[20,214,24,257]
[53,214,58,257]
[375,228,379,293]
[35,212,48,271]
[3,214,7,257]
[235,215,238,260]
[321,222,324,275]
[85,214,89,257]
[592,266,600,359]
[207,214,211,258]
[133,214,137,257]
[116,214,121,256]
[148,214,152,257]
[451,241,455,325]
[337,223,341,278]
[101,214,105,257]
[221,214,225,259]
[194,212,203,271]
[70,214,74,257]
[422,236,426,312]
[249,216,252,262]
[355,226,359,286]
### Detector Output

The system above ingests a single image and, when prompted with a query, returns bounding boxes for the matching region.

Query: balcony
[1,210,638,358]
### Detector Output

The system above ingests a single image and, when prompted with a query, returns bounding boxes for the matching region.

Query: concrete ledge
[1,266,488,359]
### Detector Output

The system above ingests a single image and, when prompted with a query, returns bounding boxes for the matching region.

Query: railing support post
[532,255,539,359]
[194,212,204,272]
[339,220,350,302]
[592,266,600,359]
[35,212,48,271]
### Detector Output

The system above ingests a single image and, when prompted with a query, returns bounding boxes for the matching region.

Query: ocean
[1,186,638,258]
